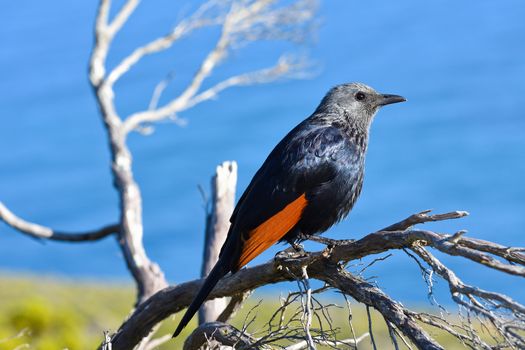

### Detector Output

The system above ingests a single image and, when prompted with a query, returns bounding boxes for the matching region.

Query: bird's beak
[378,94,406,106]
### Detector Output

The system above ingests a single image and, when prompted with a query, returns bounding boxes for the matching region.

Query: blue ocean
[0,0,524,304]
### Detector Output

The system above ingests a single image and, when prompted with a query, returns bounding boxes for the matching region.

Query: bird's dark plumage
[173,83,405,337]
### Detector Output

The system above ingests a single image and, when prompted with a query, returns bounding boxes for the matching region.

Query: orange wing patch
[236,193,308,269]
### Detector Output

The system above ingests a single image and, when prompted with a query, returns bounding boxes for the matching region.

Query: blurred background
[0,0,524,347]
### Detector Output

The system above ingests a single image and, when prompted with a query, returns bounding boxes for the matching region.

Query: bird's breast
[298,156,365,237]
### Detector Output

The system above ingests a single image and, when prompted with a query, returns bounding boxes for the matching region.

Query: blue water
[1,1,524,305]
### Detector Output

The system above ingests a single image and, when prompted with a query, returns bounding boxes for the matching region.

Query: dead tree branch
[90,0,168,304]
[105,0,227,89]
[89,0,316,305]
[181,290,369,350]
[183,322,263,350]
[284,334,369,350]
[0,202,118,242]
[200,161,238,324]
[5,1,524,350]
[412,245,525,349]
[318,265,443,350]
[299,266,316,350]
[103,210,525,350]
[381,209,469,231]
[1,0,317,306]
[122,0,317,134]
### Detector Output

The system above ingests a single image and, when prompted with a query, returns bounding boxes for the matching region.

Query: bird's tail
[172,256,230,338]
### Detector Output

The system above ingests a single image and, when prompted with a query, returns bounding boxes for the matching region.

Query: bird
[173,82,405,337]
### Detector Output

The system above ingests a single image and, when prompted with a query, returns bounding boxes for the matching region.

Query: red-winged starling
[173,82,406,337]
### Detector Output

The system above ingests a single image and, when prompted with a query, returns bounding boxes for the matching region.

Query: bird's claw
[291,242,305,253]
[275,244,306,260]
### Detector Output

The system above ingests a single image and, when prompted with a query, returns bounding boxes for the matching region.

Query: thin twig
[412,245,525,348]
[342,294,358,347]
[381,209,469,232]
[103,211,523,350]
[366,306,377,350]
[385,320,400,350]
[106,0,225,88]
[142,334,172,350]
[122,0,316,134]
[284,334,369,350]
[303,266,316,349]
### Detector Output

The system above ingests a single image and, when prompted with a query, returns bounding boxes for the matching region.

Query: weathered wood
[0,202,118,242]
[106,210,525,350]
[183,322,262,350]
[199,161,237,324]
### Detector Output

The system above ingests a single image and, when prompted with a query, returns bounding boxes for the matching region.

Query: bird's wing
[173,125,348,338]
[225,125,347,270]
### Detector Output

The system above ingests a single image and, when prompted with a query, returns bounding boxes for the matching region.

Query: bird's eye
[355,92,366,101]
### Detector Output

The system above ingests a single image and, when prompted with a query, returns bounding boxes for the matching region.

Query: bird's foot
[291,242,305,253]
[275,244,306,260]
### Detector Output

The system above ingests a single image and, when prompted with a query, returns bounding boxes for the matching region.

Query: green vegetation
[0,274,134,349]
[0,273,495,349]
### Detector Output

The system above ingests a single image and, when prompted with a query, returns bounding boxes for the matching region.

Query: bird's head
[314,82,406,130]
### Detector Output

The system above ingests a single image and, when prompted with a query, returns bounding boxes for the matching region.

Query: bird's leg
[275,237,306,260]
[290,240,305,253]
[288,239,306,255]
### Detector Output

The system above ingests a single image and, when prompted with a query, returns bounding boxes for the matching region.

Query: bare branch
[410,311,490,350]
[386,320,400,350]
[123,55,308,133]
[109,215,484,349]
[185,55,310,109]
[122,0,317,134]
[107,0,139,37]
[382,209,469,232]
[366,306,378,350]
[141,334,172,350]
[406,230,525,277]
[284,334,369,350]
[200,161,237,324]
[122,24,229,132]
[11,0,322,347]
[0,202,118,242]
[182,322,262,350]
[412,245,525,348]
[319,266,443,350]
[105,2,225,88]
[89,0,111,87]
[89,0,168,303]
[101,330,112,350]
[299,266,316,350]
[327,227,525,277]
[457,237,525,266]
[102,210,525,350]
[148,71,175,112]
[342,294,359,347]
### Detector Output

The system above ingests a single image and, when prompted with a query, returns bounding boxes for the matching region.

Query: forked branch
[85,0,317,304]
[104,210,525,350]
[122,0,317,134]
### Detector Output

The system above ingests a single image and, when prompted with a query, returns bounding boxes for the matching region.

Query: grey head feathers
[312,82,406,133]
